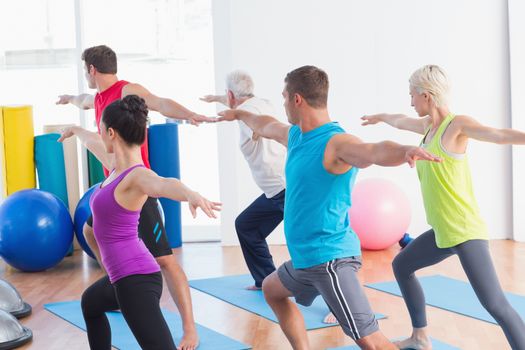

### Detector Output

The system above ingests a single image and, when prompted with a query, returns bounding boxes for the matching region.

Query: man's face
[84,64,96,89]
[282,85,299,125]
[226,90,235,109]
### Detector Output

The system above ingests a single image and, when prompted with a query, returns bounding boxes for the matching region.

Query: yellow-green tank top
[416,114,488,248]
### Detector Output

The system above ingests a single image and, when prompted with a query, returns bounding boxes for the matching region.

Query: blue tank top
[284,122,361,269]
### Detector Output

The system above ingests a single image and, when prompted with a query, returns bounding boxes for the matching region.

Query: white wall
[508,0,525,242]
[213,0,513,245]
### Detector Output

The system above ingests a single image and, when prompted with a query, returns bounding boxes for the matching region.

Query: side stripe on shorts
[326,260,361,339]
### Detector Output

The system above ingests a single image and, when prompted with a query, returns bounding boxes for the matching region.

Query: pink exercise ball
[349,178,411,250]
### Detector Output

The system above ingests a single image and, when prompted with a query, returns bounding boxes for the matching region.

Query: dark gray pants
[392,229,525,350]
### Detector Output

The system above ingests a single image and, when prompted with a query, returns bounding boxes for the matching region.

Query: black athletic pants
[81,272,177,350]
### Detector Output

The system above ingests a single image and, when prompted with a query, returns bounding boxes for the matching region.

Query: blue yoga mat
[34,133,69,207]
[148,123,182,248]
[328,337,460,350]
[44,301,250,350]
[189,274,386,330]
[366,274,525,324]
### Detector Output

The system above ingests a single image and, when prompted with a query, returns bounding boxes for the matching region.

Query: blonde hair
[409,65,450,107]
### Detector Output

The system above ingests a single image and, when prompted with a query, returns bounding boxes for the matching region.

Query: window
[0,0,219,241]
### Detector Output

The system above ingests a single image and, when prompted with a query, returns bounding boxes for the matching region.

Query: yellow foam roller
[0,108,7,198]
[2,105,35,195]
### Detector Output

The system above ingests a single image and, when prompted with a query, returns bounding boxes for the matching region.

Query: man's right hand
[187,113,218,126]
[217,109,244,122]
[199,95,219,103]
[404,146,442,168]
[57,126,77,142]
[56,95,73,105]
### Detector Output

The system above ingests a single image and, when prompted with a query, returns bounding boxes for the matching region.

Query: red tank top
[94,80,151,175]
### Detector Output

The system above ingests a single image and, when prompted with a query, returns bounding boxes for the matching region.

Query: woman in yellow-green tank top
[417,112,488,248]
[362,65,525,350]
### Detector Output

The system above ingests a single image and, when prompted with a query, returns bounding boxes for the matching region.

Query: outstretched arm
[456,115,525,144]
[217,109,290,146]
[56,94,95,110]
[132,168,221,218]
[123,83,216,125]
[200,94,228,107]
[330,133,441,169]
[361,113,430,135]
[58,126,114,170]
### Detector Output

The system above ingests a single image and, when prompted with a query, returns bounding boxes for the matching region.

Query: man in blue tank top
[219,65,441,350]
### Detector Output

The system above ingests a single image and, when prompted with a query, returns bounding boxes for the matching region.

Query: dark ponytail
[102,95,148,145]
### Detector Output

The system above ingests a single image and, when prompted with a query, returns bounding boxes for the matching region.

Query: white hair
[226,70,254,98]
[409,65,450,107]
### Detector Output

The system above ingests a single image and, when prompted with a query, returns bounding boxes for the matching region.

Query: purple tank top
[89,164,160,283]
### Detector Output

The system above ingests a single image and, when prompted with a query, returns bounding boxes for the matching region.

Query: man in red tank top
[58,45,214,176]
[93,80,150,175]
[57,45,207,350]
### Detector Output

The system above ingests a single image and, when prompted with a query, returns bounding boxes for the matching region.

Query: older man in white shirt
[202,70,286,290]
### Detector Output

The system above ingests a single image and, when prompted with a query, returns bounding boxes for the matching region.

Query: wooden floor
[1,240,523,350]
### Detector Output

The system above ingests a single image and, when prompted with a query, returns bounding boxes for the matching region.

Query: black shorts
[86,197,172,258]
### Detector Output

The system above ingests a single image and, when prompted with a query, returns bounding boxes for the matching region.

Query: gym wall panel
[508,0,525,241]
[212,0,512,243]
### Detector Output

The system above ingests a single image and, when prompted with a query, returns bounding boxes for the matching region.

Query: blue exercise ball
[73,184,99,259]
[0,189,73,272]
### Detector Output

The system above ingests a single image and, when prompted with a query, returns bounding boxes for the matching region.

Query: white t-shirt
[237,97,286,198]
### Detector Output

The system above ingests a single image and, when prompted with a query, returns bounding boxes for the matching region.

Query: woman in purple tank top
[62,95,220,350]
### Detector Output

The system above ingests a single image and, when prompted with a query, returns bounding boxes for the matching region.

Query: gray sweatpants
[392,229,525,350]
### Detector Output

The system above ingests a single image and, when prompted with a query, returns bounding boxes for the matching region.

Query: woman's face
[100,121,114,153]
[410,87,430,117]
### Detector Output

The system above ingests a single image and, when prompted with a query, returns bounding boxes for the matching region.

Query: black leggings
[81,273,177,350]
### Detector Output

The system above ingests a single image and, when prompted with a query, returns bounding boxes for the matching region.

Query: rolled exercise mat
[34,133,74,254]
[0,108,7,198]
[34,133,69,206]
[43,124,80,215]
[148,123,182,248]
[1,105,35,195]
[87,150,105,187]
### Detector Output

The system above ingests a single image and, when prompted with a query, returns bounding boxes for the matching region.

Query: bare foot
[394,336,432,350]
[245,285,262,291]
[323,312,338,324]
[178,328,199,350]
